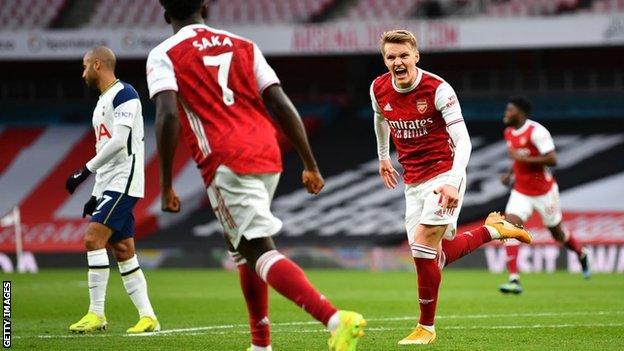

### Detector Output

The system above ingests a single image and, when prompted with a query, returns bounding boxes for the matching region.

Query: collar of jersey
[511,119,533,135]
[100,79,120,97]
[392,67,422,94]
[180,23,209,33]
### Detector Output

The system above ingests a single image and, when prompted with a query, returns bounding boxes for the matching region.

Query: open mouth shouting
[394,66,408,80]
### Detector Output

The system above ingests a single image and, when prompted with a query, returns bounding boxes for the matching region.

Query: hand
[161,187,181,213]
[500,173,513,186]
[434,184,459,212]
[82,196,98,218]
[508,149,526,162]
[379,159,400,189]
[302,169,324,194]
[65,166,92,194]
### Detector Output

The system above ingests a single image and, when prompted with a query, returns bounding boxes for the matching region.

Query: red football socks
[505,243,520,276]
[411,244,441,326]
[237,262,270,347]
[440,226,492,267]
[256,250,337,326]
[564,234,585,257]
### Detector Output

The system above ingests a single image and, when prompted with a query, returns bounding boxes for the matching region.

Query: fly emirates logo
[388,118,433,139]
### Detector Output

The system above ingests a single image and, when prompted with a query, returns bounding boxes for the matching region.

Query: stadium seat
[0,0,66,29]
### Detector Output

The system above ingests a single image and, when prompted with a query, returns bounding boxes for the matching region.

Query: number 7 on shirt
[203,52,235,106]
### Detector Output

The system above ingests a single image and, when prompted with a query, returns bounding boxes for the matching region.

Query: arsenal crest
[417,99,428,114]
[519,137,527,146]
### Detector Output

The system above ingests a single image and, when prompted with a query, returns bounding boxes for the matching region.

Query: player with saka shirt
[65,46,159,334]
[147,1,365,350]
[498,97,590,294]
[371,30,532,345]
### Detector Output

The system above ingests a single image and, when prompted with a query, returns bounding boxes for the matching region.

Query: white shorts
[405,170,466,243]
[207,165,282,249]
[505,183,562,228]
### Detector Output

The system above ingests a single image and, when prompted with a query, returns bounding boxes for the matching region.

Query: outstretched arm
[153,90,181,212]
[262,85,324,194]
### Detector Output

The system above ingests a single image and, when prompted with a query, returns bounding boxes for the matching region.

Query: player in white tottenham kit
[64,46,159,334]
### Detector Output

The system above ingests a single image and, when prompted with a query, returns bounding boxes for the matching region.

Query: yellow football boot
[126,316,160,334]
[485,212,532,244]
[69,312,107,333]
[328,311,367,351]
[398,324,437,345]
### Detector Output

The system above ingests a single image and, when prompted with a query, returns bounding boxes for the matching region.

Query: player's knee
[112,248,131,262]
[549,228,565,242]
[84,231,106,251]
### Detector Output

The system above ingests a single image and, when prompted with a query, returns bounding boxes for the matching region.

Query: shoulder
[528,120,550,137]
[148,29,198,60]
[420,69,446,88]
[504,127,513,138]
[371,72,392,93]
[112,81,139,108]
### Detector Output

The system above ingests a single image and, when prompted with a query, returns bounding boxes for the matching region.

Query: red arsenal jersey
[147,24,282,185]
[371,69,464,184]
[504,119,556,196]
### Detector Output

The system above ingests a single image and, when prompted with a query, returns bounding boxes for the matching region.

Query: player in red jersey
[147,1,365,350]
[371,30,532,345]
[499,97,590,294]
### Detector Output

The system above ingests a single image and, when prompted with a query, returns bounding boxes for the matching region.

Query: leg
[237,236,366,351]
[548,222,583,256]
[207,166,364,350]
[69,222,112,333]
[537,184,589,278]
[84,222,113,317]
[504,214,523,281]
[439,225,493,268]
[237,236,338,326]
[111,238,158,326]
[411,224,446,330]
[500,188,534,289]
[225,238,271,350]
[547,222,589,278]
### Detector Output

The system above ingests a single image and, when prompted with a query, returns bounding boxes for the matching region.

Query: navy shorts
[90,191,139,244]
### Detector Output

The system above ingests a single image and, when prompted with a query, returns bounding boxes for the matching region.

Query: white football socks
[118,255,156,319]
[327,312,340,332]
[485,225,501,239]
[420,324,436,333]
[87,249,110,317]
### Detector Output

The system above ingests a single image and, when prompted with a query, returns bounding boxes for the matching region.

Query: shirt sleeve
[112,85,140,128]
[86,124,131,172]
[146,48,178,98]
[371,81,390,160]
[531,124,555,154]
[435,81,462,125]
[253,43,280,94]
[435,81,470,189]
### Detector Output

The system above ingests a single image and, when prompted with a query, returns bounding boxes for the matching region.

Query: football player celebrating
[499,97,590,294]
[147,1,365,350]
[65,46,159,333]
[371,30,532,345]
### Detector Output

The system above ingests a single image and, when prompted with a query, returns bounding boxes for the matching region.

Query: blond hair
[380,29,418,55]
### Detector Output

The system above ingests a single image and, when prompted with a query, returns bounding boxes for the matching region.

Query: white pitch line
[17,310,624,339]
[127,322,624,337]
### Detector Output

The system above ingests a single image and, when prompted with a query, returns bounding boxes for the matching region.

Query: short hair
[159,0,203,21]
[508,96,532,115]
[380,30,418,55]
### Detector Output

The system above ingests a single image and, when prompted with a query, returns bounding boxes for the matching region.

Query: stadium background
[1,0,624,275]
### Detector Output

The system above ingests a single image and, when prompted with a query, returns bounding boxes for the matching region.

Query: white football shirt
[91,80,144,198]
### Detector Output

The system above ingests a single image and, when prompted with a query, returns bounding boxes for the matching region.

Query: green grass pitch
[8,269,624,350]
